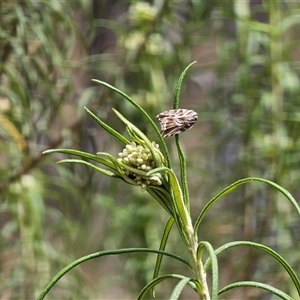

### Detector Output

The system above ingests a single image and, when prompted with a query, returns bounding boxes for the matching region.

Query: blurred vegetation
[1,1,300,299]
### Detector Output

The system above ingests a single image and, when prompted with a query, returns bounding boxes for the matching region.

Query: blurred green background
[1,1,300,299]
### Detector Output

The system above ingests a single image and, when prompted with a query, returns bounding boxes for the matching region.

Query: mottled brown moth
[156,109,198,138]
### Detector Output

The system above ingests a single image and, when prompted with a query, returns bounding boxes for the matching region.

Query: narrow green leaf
[194,177,300,234]
[146,187,174,216]
[112,108,164,168]
[92,79,171,167]
[37,248,190,300]
[57,159,118,178]
[147,167,191,244]
[97,152,125,174]
[169,277,191,300]
[204,241,300,296]
[173,61,196,109]
[175,135,190,209]
[219,281,294,300]
[137,274,195,300]
[152,217,175,297]
[281,13,300,34]
[84,106,130,145]
[198,241,219,300]
[148,169,184,213]
[43,148,115,169]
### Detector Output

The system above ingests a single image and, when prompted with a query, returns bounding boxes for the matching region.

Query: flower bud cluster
[117,141,162,190]
[129,3,157,25]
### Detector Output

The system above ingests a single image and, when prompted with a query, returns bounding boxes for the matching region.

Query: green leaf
[146,187,174,216]
[281,12,300,35]
[169,277,192,300]
[57,159,119,178]
[173,61,196,109]
[137,274,196,300]
[175,135,190,208]
[92,79,171,167]
[112,108,164,168]
[43,148,115,169]
[204,241,300,296]
[84,106,130,145]
[152,217,175,297]
[37,248,190,300]
[219,281,294,300]
[148,167,192,244]
[194,177,300,234]
[197,241,219,300]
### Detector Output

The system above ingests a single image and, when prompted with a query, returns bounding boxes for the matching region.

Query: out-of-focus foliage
[1,1,300,299]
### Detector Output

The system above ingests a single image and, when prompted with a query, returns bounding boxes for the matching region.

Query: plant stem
[188,235,211,300]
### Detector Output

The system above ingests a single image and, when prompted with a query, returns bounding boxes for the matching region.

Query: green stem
[187,237,211,300]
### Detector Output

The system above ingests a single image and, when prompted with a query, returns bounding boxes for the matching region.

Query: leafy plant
[40,63,300,300]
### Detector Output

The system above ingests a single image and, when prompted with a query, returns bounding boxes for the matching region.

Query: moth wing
[156,110,176,120]
[158,117,181,137]
[161,123,183,137]
[156,109,198,137]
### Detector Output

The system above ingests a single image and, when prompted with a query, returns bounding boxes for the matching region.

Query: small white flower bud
[129,157,137,164]
[131,151,138,158]
[126,144,134,152]
[136,158,144,165]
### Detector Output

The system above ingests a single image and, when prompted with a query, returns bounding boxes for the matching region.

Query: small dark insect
[156,109,198,138]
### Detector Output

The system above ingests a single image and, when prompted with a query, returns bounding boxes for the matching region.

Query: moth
[156,109,198,138]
